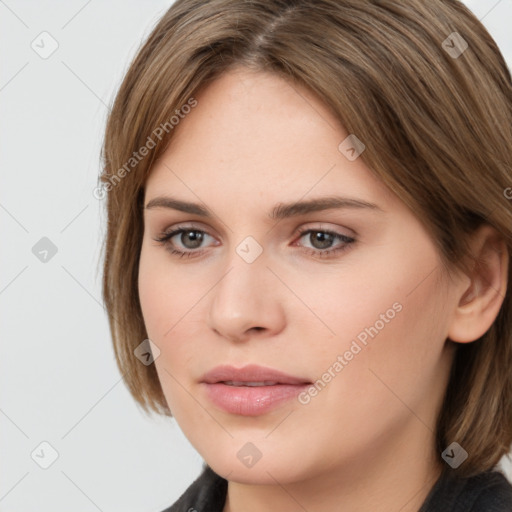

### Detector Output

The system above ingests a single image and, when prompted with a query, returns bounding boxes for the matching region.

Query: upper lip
[201,364,312,385]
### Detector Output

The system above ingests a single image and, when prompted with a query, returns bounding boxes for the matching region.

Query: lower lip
[202,382,311,416]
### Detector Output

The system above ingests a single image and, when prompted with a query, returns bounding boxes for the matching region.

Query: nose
[207,250,286,343]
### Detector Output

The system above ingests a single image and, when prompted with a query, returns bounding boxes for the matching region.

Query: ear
[447,224,509,344]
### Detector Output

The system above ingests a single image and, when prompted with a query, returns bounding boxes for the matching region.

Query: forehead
[144,67,398,211]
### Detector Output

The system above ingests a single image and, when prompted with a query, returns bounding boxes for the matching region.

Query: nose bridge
[207,239,285,340]
[218,232,269,298]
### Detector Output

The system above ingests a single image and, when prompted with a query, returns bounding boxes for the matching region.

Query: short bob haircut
[100,0,512,478]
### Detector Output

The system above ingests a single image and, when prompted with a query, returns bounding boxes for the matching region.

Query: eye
[294,227,355,258]
[153,225,356,259]
[154,226,216,258]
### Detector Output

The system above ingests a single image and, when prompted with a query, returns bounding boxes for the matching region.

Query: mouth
[200,364,312,416]
[222,381,285,386]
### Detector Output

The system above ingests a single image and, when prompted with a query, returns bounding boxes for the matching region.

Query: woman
[99,1,512,510]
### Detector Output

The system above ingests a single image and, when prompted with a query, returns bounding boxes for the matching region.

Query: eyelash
[153,225,356,260]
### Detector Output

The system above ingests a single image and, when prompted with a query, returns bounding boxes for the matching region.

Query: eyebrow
[144,195,383,220]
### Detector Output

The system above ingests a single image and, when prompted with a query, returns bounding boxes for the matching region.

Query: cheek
[314,270,450,443]
[138,246,195,339]
[365,272,451,402]
[299,242,449,416]
[138,246,212,381]
[289,262,402,362]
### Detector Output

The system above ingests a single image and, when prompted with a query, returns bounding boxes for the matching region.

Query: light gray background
[1,1,511,510]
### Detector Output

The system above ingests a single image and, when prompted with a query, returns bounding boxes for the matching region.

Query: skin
[138,66,508,512]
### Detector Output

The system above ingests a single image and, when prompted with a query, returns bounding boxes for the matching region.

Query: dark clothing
[418,466,512,511]
[162,462,512,511]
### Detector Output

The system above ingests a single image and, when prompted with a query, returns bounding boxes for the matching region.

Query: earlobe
[447,225,509,344]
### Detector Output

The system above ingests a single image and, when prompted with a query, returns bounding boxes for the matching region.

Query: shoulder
[419,468,512,512]
[158,463,227,512]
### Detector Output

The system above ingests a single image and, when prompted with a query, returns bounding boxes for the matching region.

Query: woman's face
[138,67,460,485]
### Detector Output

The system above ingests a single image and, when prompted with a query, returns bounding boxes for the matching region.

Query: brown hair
[99,0,512,477]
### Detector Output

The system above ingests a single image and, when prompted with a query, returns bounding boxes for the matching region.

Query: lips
[200,364,313,416]
[200,364,312,386]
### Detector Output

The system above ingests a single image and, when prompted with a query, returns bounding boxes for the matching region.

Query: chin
[206,453,310,485]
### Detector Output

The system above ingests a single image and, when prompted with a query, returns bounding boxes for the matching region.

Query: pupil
[312,232,333,249]
[183,231,203,249]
